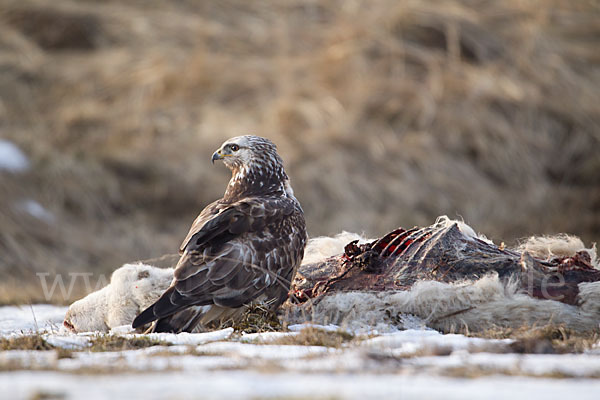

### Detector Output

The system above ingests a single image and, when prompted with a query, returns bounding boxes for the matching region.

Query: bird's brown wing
[132,196,306,330]
[178,199,227,254]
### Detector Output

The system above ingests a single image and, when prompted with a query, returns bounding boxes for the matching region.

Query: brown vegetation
[0,335,54,351]
[0,335,72,359]
[0,0,598,303]
[88,334,166,352]
[233,304,283,333]
[271,327,355,348]
[472,324,600,354]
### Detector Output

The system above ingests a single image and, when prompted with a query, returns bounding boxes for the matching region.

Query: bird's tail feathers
[132,286,187,329]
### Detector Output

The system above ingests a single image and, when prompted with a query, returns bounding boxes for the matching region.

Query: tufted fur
[64,264,172,333]
[285,276,600,333]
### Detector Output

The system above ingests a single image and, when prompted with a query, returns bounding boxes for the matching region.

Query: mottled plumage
[132,136,307,332]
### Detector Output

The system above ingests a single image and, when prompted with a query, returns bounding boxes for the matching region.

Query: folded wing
[132,196,304,331]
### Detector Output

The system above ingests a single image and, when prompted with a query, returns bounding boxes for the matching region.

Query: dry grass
[0,335,72,359]
[271,327,355,348]
[0,0,598,303]
[29,392,66,400]
[0,332,164,354]
[469,324,600,354]
[233,304,283,333]
[0,335,54,351]
[441,364,600,380]
[88,334,166,352]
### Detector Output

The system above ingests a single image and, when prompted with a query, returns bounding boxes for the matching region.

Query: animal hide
[292,216,600,306]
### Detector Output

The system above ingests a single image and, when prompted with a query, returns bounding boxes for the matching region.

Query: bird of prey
[132,135,307,332]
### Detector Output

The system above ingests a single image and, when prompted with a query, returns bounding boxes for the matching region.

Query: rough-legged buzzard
[132,135,307,332]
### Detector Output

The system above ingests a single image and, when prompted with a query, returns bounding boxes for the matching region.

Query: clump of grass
[0,335,72,359]
[272,327,354,348]
[29,391,66,400]
[88,335,167,352]
[469,325,599,354]
[233,304,282,333]
[0,332,165,355]
[441,365,592,380]
[0,335,54,351]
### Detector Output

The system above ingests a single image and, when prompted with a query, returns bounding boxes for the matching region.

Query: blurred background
[0,0,598,303]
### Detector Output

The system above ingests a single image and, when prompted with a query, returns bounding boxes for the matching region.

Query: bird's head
[211,135,281,171]
[212,135,290,199]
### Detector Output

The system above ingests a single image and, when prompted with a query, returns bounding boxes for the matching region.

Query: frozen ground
[1,305,600,400]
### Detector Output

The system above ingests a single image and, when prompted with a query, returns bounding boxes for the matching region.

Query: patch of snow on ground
[2,305,600,399]
[288,323,354,333]
[0,305,67,335]
[122,327,234,346]
[3,371,600,400]
[196,341,334,360]
[0,139,29,172]
[363,329,511,356]
[44,334,91,350]
[15,199,55,222]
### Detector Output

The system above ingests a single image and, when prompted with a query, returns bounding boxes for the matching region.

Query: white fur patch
[301,231,372,266]
[64,263,172,333]
[517,234,598,268]
[286,276,600,333]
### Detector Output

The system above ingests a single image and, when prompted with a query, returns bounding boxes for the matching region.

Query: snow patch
[363,329,511,356]
[44,335,91,350]
[195,341,334,359]
[2,370,600,400]
[0,139,29,172]
[15,199,55,222]
[2,304,600,399]
[288,323,347,333]
[121,327,234,346]
[0,305,67,336]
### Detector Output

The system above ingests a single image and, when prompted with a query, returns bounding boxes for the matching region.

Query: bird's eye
[230,144,240,152]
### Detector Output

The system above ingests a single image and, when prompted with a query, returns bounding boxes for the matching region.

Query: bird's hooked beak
[212,149,229,164]
[211,151,222,164]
